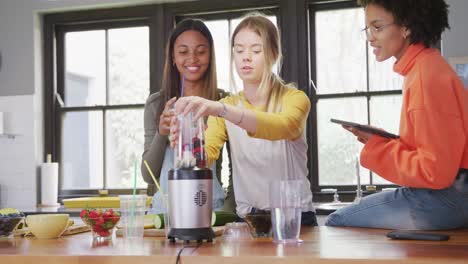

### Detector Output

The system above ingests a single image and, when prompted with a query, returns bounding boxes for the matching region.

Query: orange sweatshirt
[361,44,468,189]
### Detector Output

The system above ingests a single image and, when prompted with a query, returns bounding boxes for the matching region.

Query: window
[44,6,164,197]
[59,26,149,191]
[309,2,403,191]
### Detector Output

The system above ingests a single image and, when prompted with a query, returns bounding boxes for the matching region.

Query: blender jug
[174,112,206,169]
[168,112,214,243]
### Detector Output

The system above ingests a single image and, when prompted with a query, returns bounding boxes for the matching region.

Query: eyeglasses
[361,23,395,37]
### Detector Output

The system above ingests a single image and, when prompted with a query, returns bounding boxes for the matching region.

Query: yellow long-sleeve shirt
[205,88,311,166]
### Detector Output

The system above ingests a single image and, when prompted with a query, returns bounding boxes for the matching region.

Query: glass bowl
[244,210,272,238]
[80,209,120,241]
[0,215,24,239]
[222,222,252,241]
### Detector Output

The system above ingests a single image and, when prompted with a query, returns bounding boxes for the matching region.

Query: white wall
[0,0,186,209]
[443,0,468,58]
[0,95,36,208]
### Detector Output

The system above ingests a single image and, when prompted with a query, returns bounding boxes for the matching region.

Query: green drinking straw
[130,159,137,236]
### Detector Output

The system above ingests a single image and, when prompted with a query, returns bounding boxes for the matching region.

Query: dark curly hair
[358,0,450,47]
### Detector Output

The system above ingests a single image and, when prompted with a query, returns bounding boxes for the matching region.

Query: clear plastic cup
[119,195,147,240]
[174,112,206,169]
[161,194,171,239]
[269,180,303,243]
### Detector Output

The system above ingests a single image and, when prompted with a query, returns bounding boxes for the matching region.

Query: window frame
[43,5,171,199]
[164,0,310,92]
[308,0,401,195]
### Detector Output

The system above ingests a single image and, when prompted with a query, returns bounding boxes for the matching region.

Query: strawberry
[102,220,114,229]
[88,210,99,219]
[93,225,103,233]
[193,146,201,154]
[98,230,110,237]
[79,209,87,219]
[95,209,103,216]
[95,217,105,227]
[103,211,113,220]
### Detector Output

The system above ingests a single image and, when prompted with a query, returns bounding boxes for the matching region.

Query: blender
[167,112,215,243]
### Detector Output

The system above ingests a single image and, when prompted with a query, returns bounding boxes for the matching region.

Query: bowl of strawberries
[80,208,120,241]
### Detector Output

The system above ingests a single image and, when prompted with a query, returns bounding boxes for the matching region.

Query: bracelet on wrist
[218,101,227,118]
[235,109,245,125]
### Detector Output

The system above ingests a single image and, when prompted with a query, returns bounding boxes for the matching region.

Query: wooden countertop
[1,226,468,264]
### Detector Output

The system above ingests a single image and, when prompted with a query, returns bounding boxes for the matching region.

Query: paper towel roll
[41,162,59,206]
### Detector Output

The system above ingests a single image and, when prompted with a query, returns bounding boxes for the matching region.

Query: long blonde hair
[231,13,296,112]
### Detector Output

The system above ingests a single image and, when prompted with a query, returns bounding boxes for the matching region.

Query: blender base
[168,227,215,243]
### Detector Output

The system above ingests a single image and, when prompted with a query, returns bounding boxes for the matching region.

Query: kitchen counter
[18,203,343,217]
[2,226,468,263]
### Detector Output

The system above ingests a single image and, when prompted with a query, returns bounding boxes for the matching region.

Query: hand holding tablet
[330,118,399,139]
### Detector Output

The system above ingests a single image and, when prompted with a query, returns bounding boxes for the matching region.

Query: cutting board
[14,224,90,237]
[115,226,225,237]
[63,196,152,208]
[63,224,90,235]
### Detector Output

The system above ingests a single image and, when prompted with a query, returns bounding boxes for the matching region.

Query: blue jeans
[325,170,468,230]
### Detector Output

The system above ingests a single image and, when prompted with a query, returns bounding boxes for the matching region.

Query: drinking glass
[269,180,303,243]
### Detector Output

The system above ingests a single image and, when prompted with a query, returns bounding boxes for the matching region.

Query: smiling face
[232,28,265,87]
[173,30,210,83]
[365,3,411,62]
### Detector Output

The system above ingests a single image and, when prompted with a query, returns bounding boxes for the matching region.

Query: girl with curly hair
[326,0,468,230]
